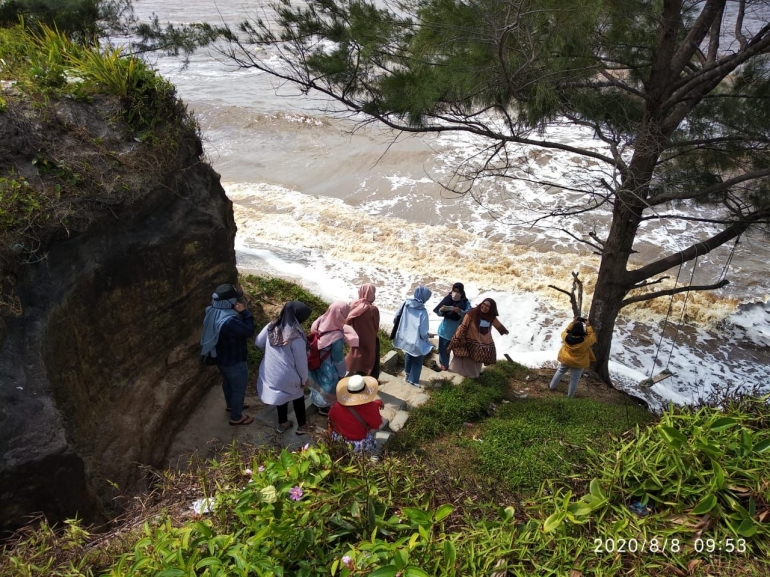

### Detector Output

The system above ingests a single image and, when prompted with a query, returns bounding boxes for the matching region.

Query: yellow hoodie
[556,322,597,369]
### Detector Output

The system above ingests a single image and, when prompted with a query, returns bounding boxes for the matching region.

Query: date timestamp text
[592,537,747,554]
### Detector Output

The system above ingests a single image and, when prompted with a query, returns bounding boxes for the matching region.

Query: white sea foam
[134,0,769,411]
[228,181,769,411]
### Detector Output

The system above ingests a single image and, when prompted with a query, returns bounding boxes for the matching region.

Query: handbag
[389,303,404,341]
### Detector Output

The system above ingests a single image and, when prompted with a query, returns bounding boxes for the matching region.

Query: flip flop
[430,361,442,372]
[229,415,254,426]
[295,425,311,436]
[225,404,251,412]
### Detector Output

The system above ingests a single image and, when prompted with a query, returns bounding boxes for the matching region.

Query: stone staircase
[167,334,472,462]
[250,338,465,452]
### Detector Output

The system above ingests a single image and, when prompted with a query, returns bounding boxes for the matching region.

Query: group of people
[200,280,596,451]
[390,283,509,386]
[200,282,384,448]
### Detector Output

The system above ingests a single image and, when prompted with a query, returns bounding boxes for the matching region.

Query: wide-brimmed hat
[336,374,379,406]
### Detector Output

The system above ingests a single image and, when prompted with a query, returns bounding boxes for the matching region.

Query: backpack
[307,330,332,370]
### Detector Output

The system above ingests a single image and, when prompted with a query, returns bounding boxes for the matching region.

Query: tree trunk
[589,195,644,383]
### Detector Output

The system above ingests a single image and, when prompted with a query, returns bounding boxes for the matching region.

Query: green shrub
[0,175,45,231]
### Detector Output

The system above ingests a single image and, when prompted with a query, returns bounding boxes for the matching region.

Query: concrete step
[418,365,465,386]
[378,374,425,404]
[377,389,406,425]
[388,410,410,433]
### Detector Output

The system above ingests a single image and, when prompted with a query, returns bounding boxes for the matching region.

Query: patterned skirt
[331,431,378,454]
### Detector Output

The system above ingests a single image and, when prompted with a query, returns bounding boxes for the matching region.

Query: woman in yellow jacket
[549,318,596,397]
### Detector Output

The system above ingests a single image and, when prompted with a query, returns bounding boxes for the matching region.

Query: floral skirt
[331,431,378,454]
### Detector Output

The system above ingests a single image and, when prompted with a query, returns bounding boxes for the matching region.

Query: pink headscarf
[311,300,360,349]
[347,283,377,320]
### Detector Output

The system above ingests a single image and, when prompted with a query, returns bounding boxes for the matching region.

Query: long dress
[345,305,380,377]
[448,315,508,378]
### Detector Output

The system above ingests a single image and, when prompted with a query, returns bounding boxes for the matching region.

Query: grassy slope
[3,276,768,577]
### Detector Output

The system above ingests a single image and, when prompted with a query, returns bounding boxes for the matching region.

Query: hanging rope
[662,254,699,371]
[718,235,741,282]
[644,236,740,384]
[648,258,684,379]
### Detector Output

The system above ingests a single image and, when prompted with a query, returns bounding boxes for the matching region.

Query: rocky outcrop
[0,98,237,534]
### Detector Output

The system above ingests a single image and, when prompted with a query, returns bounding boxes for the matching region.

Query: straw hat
[336,375,379,406]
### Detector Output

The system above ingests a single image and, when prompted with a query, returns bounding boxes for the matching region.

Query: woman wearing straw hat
[328,374,383,454]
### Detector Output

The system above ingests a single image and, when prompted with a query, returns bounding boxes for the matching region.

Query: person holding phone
[200,283,255,425]
[432,282,471,371]
[549,317,596,398]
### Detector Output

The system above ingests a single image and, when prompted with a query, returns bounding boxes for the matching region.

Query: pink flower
[258,465,265,473]
[289,486,304,501]
[243,468,252,477]
[341,555,354,569]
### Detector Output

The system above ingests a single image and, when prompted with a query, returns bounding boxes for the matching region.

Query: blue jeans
[437,337,450,369]
[404,353,424,386]
[219,361,248,420]
[549,363,584,398]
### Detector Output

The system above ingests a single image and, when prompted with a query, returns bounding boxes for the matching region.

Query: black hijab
[565,321,585,345]
[433,282,469,321]
[268,301,312,346]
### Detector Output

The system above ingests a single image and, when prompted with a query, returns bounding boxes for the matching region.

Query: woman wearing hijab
[255,301,313,435]
[328,374,384,455]
[432,282,471,371]
[549,317,596,397]
[200,283,256,425]
[392,285,433,387]
[345,283,380,378]
[448,298,509,378]
[308,301,359,416]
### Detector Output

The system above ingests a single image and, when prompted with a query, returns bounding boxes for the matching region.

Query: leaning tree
[219,0,770,383]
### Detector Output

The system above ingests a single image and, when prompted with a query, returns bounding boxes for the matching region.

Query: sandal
[430,361,442,372]
[295,425,311,436]
[275,421,293,433]
[229,415,254,426]
[225,404,251,412]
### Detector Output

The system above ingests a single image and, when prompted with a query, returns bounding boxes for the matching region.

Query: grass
[391,362,653,495]
[3,402,768,576]
[0,268,767,575]
[239,273,330,375]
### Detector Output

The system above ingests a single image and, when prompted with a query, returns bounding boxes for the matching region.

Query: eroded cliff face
[0,97,237,534]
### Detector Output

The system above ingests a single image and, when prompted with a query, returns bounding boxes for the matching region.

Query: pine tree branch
[647,167,770,204]
[626,221,751,285]
[621,280,729,307]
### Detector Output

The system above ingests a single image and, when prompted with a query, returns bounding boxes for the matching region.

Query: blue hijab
[200,295,238,357]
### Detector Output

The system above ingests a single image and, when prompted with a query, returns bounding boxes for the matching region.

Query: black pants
[277,397,307,426]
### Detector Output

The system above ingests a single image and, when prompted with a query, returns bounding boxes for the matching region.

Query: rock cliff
[0,93,237,534]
